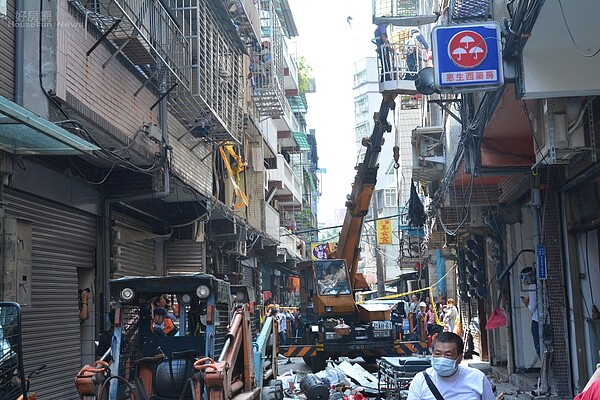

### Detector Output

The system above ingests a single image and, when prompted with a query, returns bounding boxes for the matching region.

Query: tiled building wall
[56,2,159,149]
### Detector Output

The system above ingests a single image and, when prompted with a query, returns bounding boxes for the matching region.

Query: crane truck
[283,95,428,372]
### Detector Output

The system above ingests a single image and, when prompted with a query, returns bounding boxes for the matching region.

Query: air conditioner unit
[469,206,486,228]
[412,126,445,163]
[531,97,587,165]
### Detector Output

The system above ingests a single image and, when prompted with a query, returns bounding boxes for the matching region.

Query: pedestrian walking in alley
[284,308,294,339]
[520,267,540,357]
[407,332,495,400]
[273,308,287,346]
[444,298,459,334]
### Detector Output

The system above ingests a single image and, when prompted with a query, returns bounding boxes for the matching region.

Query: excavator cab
[77,274,232,400]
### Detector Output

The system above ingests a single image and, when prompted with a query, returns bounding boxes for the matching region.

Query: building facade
[0,0,315,397]
[373,0,600,397]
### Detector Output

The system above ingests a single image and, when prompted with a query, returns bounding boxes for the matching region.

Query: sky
[287,0,375,228]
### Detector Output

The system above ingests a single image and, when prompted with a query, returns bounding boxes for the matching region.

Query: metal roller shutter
[115,239,156,277]
[111,212,158,278]
[166,241,205,275]
[240,259,255,286]
[5,191,96,400]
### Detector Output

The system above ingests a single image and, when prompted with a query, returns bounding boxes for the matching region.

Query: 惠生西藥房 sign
[432,22,503,92]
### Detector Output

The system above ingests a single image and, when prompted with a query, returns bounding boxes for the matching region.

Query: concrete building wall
[56,3,159,145]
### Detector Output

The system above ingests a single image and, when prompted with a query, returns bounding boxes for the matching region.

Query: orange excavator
[75,275,281,400]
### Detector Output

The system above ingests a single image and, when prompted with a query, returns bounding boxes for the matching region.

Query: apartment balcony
[279,227,304,261]
[249,5,287,118]
[411,126,444,182]
[373,0,439,26]
[267,155,302,209]
[273,99,299,133]
[259,118,278,159]
[223,0,261,42]
[264,203,281,240]
[281,38,299,93]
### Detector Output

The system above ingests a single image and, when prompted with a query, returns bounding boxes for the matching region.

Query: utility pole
[373,193,386,297]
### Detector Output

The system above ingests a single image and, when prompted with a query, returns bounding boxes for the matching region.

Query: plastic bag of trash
[316,366,348,387]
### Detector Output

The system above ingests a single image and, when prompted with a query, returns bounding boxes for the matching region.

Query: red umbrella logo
[448,30,487,68]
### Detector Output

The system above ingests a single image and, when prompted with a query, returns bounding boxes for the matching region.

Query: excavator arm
[198,305,279,400]
[199,305,258,400]
[331,95,396,289]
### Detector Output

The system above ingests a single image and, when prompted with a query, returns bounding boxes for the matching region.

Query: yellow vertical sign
[376,219,393,245]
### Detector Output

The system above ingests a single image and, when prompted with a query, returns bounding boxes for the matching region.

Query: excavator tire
[261,386,281,400]
[302,356,311,367]
[267,379,283,399]
[363,356,378,365]
[307,353,326,373]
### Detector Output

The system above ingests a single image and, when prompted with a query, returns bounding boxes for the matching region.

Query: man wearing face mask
[407,332,495,400]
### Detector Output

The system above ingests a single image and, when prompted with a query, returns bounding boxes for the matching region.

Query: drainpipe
[101,95,171,326]
[14,0,24,105]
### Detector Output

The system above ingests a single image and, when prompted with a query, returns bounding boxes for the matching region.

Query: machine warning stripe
[281,345,317,358]
[394,341,428,354]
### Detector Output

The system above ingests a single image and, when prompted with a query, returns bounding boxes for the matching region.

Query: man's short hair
[154,307,167,317]
[432,332,464,355]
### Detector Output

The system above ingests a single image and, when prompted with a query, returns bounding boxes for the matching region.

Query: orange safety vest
[151,317,177,335]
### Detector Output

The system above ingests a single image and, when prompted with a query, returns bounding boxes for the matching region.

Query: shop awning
[0,96,99,155]
[292,131,310,150]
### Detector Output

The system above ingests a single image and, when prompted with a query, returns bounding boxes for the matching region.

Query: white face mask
[431,356,458,377]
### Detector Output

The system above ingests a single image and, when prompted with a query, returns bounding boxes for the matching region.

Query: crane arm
[332,95,395,289]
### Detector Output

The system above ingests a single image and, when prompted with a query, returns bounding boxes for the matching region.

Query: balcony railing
[265,203,281,240]
[273,98,299,132]
[281,38,299,92]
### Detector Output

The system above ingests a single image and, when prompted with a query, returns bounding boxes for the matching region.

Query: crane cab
[298,259,356,318]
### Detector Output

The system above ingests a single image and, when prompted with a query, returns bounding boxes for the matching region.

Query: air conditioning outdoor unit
[530,97,587,165]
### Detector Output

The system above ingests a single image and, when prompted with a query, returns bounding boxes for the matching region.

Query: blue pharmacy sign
[536,244,547,280]
[431,22,503,92]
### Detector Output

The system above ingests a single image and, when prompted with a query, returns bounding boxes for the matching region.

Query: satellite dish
[415,67,437,95]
